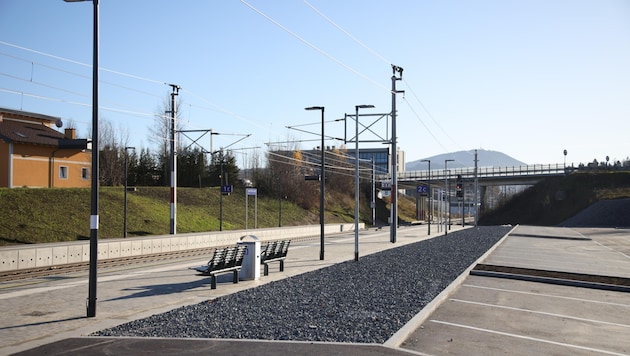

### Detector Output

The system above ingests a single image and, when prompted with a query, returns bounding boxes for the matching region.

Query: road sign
[246,187,257,196]
[381,180,392,190]
[416,185,428,195]
[221,185,233,194]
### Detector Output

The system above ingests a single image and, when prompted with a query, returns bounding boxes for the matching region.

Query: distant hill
[406,149,526,171]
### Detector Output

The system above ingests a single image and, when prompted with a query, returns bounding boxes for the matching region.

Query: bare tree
[148,92,185,185]
[98,118,131,186]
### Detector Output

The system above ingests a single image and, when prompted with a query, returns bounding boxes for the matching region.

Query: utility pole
[421,159,431,235]
[168,83,180,235]
[444,159,454,235]
[474,149,479,226]
[390,65,404,244]
[219,149,224,231]
[371,158,375,227]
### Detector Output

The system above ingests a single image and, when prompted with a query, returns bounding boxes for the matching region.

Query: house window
[82,167,89,180]
[59,166,68,179]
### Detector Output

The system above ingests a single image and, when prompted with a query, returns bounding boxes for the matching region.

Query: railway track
[0,235,319,283]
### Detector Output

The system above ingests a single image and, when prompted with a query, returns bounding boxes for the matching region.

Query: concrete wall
[0,223,362,272]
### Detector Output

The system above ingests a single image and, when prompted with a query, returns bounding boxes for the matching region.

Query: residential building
[0,107,90,188]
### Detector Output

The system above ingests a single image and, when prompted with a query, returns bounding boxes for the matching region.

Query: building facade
[0,107,90,188]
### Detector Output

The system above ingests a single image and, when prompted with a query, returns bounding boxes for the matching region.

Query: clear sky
[1,0,629,169]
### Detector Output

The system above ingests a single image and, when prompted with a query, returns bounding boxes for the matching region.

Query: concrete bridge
[378,163,571,220]
[391,163,569,186]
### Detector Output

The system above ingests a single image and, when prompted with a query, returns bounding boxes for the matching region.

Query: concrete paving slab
[400,226,630,356]
[3,225,630,356]
[1,225,456,355]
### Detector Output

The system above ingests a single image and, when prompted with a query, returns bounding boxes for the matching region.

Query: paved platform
[2,225,629,355]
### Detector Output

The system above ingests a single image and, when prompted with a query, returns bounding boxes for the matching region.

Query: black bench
[260,240,291,276]
[191,245,247,289]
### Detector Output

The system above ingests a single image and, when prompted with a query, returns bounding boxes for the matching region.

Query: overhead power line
[239,0,390,93]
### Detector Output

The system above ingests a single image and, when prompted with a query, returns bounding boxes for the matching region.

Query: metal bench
[260,240,291,276]
[191,245,247,289]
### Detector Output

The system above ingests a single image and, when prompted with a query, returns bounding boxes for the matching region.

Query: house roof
[0,107,66,147]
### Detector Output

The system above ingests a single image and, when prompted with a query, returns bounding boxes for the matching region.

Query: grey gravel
[93,226,511,343]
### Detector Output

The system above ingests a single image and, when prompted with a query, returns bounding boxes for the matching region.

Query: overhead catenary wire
[0,40,164,85]
[304,0,391,66]
[267,150,374,180]
[1,41,278,149]
[1,51,164,100]
[302,3,471,165]
[239,0,391,94]
[3,6,461,166]
[0,70,162,119]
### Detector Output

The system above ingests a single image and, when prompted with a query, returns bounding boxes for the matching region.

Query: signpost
[416,185,428,195]
[246,188,258,229]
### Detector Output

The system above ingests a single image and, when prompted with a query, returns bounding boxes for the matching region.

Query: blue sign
[416,185,429,195]
[221,185,233,194]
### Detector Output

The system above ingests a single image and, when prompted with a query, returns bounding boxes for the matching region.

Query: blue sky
[1,0,629,168]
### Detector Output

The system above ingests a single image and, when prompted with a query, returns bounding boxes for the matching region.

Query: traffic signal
[456,175,463,198]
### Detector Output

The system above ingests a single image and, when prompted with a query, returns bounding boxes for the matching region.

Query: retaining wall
[0,223,362,272]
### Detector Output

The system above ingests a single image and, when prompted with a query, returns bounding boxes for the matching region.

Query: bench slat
[261,240,291,276]
[191,245,247,289]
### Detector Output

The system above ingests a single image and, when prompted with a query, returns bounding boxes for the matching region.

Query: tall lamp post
[444,159,454,235]
[123,146,135,238]
[305,106,325,260]
[64,0,99,318]
[421,159,431,235]
[354,104,374,261]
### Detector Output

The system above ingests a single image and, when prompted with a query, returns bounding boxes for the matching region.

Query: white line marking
[0,262,199,300]
[450,298,630,329]
[430,319,628,356]
[463,284,630,308]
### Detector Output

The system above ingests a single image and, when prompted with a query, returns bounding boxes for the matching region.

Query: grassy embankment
[9,171,623,246]
[0,186,419,246]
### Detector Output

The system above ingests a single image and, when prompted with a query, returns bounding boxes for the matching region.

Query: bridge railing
[379,163,568,182]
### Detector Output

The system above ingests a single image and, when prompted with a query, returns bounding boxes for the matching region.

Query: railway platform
[1,224,629,355]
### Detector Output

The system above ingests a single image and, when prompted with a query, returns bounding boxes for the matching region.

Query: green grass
[0,185,420,246]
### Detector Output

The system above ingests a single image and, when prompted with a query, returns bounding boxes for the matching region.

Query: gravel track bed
[93,226,511,343]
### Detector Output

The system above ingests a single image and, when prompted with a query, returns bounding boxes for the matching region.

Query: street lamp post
[218,150,225,231]
[444,159,454,235]
[305,106,325,260]
[354,104,374,261]
[64,0,99,318]
[421,159,431,235]
[123,146,135,238]
[278,171,282,228]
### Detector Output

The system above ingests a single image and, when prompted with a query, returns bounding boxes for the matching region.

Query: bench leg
[279,260,284,272]
[211,275,217,289]
[233,270,239,284]
[263,263,269,276]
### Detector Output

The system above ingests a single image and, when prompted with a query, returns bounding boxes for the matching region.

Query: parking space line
[592,240,630,260]
[450,298,630,329]
[430,320,628,356]
[463,284,630,308]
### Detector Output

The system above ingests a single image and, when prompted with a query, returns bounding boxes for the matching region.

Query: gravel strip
[93,226,511,343]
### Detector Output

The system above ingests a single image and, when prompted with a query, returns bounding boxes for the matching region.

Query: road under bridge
[378,163,570,224]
